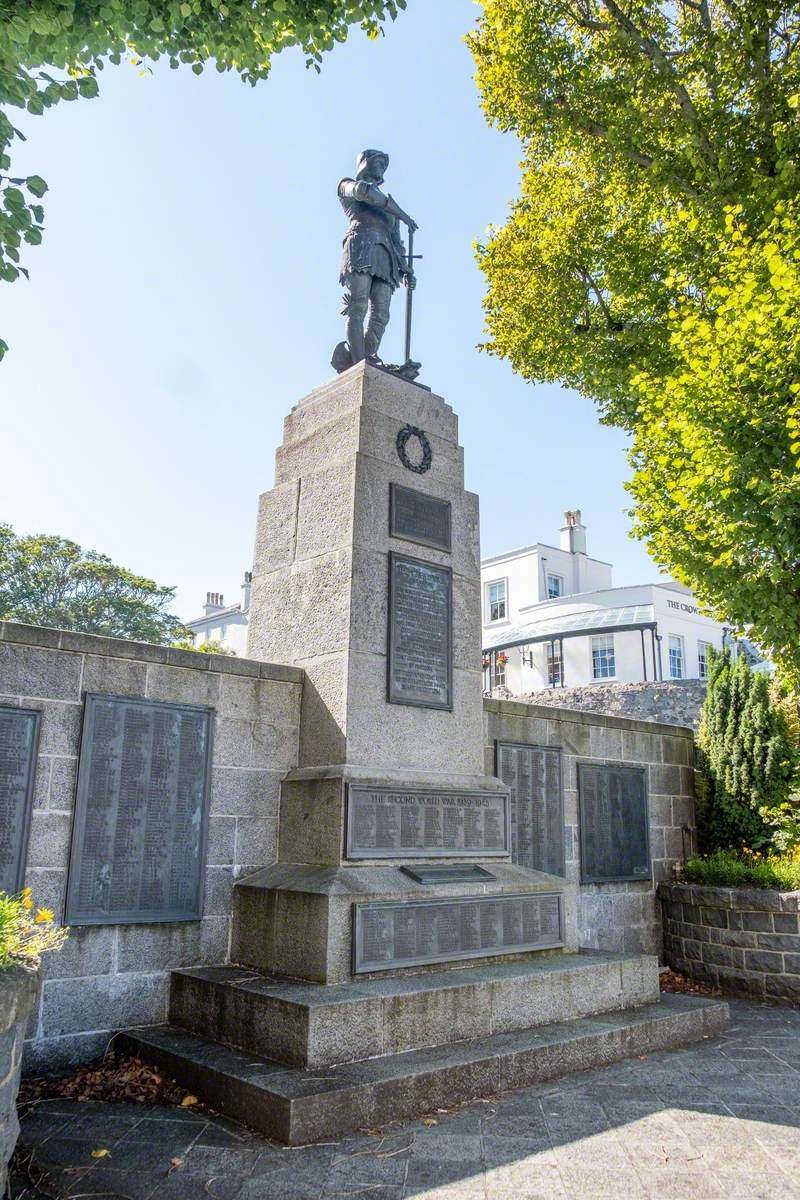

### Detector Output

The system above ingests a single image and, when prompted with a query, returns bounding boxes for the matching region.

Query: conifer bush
[696,649,798,852]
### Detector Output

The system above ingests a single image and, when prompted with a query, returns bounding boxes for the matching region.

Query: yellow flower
[21,887,32,897]
[35,908,54,924]
[22,896,33,910]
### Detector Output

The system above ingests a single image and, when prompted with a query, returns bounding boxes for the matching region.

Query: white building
[184,573,252,655]
[481,512,728,693]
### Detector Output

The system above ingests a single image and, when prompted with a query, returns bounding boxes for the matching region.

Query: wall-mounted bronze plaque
[353,891,564,973]
[387,552,452,710]
[389,483,452,553]
[496,742,564,877]
[65,694,213,925]
[578,763,651,883]
[346,785,509,859]
[0,706,41,893]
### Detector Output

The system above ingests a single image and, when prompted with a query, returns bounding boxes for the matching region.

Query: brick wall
[659,881,800,1002]
[484,699,696,956]
[0,621,302,1072]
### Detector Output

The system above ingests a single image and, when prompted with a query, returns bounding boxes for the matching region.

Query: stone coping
[484,696,694,738]
[659,880,800,912]
[0,620,303,683]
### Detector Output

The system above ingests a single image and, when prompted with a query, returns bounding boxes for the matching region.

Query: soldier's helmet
[356,149,389,180]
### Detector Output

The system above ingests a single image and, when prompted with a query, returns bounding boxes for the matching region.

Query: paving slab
[12,998,800,1200]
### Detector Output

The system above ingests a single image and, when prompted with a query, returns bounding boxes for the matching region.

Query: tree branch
[598,0,720,177]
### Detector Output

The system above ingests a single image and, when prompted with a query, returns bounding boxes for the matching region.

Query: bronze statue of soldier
[332,149,419,378]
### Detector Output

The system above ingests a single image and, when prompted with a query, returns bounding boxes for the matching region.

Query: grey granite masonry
[0,620,302,1073]
[660,880,800,1002]
[485,699,696,957]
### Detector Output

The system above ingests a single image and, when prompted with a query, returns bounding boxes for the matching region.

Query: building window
[669,635,685,679]
[547,642,563,687]
[697,641,711,680]
[486,579,507,623]
[546,573,564,599]
[591,634,615,680]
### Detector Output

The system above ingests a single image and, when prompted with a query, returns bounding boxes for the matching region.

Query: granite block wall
[484,699,696,956]
[659,881,800,1002]
[0,621,302,1072]
[503,680,708,731]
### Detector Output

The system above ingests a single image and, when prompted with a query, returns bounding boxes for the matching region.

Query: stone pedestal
[242,363,575,982]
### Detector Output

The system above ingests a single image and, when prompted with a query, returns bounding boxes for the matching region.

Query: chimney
[241,570,253,612]
[560,509,587,555]
[203,591,224,616]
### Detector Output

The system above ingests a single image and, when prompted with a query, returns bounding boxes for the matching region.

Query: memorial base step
[167,951,660,1068]
[117,992,730,1145]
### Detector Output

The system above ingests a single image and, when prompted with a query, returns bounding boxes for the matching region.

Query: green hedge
[682,850,800,892]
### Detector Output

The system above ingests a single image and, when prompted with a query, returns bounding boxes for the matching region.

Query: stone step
[117,993,729,1146]
[168,951,660,1068]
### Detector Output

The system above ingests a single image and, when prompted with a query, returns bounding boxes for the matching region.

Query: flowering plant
[496,652,509,667]
[481,654,491,669]
[0,888,68,968]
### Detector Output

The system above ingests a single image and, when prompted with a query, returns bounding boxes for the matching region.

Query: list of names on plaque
[497,742,564,877]
[578,763,651,883]
[353,891,564,972]
[0,706,40,893]
[65,694,213,925]
[346,786,509,859]
[388,552,452,710]
[390,483,452,553]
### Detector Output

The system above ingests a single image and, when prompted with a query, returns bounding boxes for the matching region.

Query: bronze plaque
[353,891,564,973]
[496,742,564,877]
[578,763,651,883]
[346,785,509,859]
[387,552,452,710]
[0,706,40,893]
[65,694,213,925]
[390,483,451,552]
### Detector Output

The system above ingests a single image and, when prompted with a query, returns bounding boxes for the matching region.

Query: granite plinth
[278,764,509,867]
[169,951,659,1068]
[117,992,730,1145]
[232,862,578,984]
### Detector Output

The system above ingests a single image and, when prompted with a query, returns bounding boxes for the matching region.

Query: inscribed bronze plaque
[387,552,452,710]
[0,706,40,893]
[65,694,213,925]
[496,742,564,877]
[353,891,564,973]
[389,483,452,552]
[400,864,496,884]
[346,785,509,859]
[578,763,651,883]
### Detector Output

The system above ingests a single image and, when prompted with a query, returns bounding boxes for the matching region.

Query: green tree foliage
[470,1,800,680]
[173,637,237,655]
[0,0,406,357]
[0,522,188,643]
[696,648,797,852]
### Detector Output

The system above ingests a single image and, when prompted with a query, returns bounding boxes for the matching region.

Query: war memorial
[0,152,729,1145]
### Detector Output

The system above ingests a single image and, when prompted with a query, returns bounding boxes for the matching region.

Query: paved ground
[13,998,800,1200]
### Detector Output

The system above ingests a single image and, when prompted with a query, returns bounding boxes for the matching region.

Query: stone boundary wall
[484,699,696,956]
[0,621,302,1073]
[0,966,38,1193]
[500,680,708,731]
[659,881,800,1002]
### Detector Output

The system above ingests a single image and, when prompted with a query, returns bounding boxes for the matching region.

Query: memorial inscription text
[497,742,564,877]
[65,694,213,925]
[389,483,452,552]
[0,706,40,893]
[346,785,509,858]
[354,892,564,972]
[578,763,651,883]
[388,552,452,710]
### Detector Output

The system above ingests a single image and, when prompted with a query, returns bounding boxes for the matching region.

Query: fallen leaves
[660,969,720,997]
[90,1147,111,1159]
[18,1052,192,1110]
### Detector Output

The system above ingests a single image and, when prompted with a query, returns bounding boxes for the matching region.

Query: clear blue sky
[0,0,658,624]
